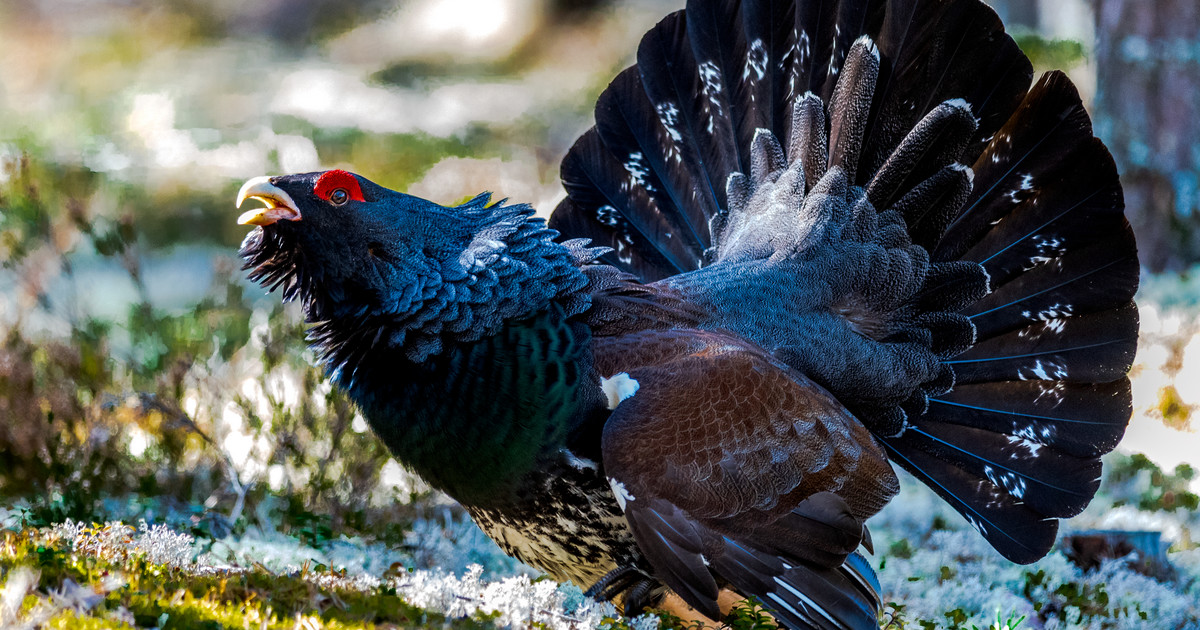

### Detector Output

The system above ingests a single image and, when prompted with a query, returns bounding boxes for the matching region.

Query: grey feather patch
[865,99,979,211]
[827,37,880,183]
[750,128,788,186]
[713,130,826,263]
[789,93,828,188]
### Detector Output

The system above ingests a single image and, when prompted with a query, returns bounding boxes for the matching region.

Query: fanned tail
[881,71,1138,563]
[551,0,1137,594]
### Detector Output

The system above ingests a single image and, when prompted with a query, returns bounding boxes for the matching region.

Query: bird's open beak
[236,176,302,226]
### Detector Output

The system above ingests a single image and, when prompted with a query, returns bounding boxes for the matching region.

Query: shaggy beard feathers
[239,226,302,300]
[239,226,339,322]
[240,226,380,380]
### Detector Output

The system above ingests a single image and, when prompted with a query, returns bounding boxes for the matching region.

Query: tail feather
[891,161,974,250]
[559,129,695,279]
[967,243,1139,341]
[936,72,1098,261]
[684,0,752,173]
[785,0,886,108]
[551,0,1136,584]
[949,303,1138,384]
[865,98,978,214]
[739,0,799,143]
[882,439,1056,564]
[595,67,712,258]
[960,139,1125,282]
[929,380,1131,458]
[894,419,1101,518]
[828,37,880,181]
[863,0,1032,176]
[639,11,736,220]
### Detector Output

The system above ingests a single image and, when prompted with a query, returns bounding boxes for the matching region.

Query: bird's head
[236,169,477,323]
[236,169,593,365]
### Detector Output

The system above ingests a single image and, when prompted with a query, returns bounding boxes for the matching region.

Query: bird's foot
[584,565,658,613]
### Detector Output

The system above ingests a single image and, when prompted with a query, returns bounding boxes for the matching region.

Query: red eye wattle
[314,170,365,204]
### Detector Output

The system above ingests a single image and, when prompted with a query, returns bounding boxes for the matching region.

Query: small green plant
[976,609,1024,630]
[880,601,907,629]
[724,597,777,630]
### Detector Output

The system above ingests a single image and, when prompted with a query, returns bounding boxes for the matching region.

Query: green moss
[0,526,497,630]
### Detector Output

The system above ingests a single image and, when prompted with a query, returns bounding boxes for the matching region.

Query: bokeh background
[1,0,1198,627]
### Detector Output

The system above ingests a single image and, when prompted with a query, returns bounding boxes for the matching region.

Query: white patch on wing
[600,372,640,409]
[562,448,599,471]
[608,477,635,511]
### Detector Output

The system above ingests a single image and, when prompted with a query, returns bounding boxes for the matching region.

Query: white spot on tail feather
[601,373,640,409]
[984,465,1028,500]
[656,103,683,142]
[1018,359,1068,381]
[596,205,619,227]
[624,152,653,191]
[1033,382,1066,406]
[1005,433,1045,457]
[608,477,635,511]
[655,102,684,164]
[698,61,725,134]
[828,26,842,76]
[964,513,988,536]
[745,39,767,82]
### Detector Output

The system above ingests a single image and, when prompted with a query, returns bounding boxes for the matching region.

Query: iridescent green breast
[343,306,605,508]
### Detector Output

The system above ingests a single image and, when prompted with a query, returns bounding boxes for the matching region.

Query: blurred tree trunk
[1094,0,1200,271]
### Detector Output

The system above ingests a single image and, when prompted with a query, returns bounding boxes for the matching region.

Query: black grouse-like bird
[235,0,1138,626]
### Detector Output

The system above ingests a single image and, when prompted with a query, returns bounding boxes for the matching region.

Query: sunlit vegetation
[2,0,1200,628]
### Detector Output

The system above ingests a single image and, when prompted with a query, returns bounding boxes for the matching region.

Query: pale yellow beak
[236,176,302,226]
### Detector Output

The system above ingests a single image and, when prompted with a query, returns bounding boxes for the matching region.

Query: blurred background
[1,0,1198,624]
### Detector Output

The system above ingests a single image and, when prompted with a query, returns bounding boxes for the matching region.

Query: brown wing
[595,329,898,625]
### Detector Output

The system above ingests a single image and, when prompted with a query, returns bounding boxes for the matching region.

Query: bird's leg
[622,578,660,615]
[584,565,654,604]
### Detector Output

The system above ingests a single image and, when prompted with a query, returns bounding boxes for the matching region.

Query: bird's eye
[329,188,349,205]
